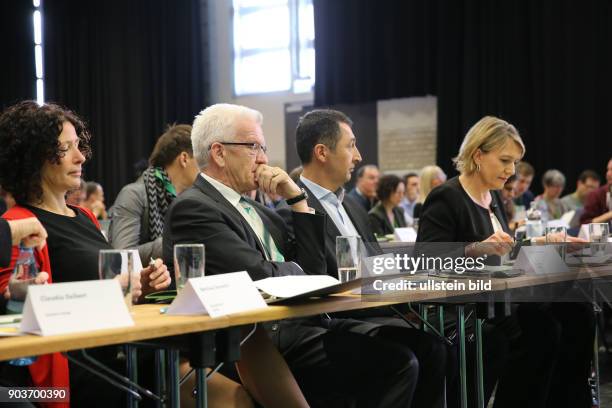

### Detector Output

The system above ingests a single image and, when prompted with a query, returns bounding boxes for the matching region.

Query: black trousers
[445,302,595,408]
[272,317,419,408]
[494,302,595,408]
[360,316,456,408]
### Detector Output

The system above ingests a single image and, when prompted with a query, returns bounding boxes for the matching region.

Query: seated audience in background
[513,160,535,209]
[580,157,612,225]
[533,169,568,221]
[348,164,379,211]
[398,172,419,226]
[417,115,593,408]
[413,165,446,219]
[289,108,453,408]
[109,124,199,263]
[368,174,407,236]
[500,175,522,232]
[164,103,418,407]
[65,178,86,206]
[0,101,171,406]
[83,181,107,220]
[561,170,601,229]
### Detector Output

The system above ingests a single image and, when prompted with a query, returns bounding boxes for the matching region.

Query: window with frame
[233,0,315,96]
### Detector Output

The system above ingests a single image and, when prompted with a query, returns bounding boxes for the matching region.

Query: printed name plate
[20,280,134,336]
[515,245,570,276]
[166,271,268,318]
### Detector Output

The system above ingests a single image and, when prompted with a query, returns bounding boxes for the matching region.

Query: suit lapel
[300,182,343,242]
[194,175,268,256]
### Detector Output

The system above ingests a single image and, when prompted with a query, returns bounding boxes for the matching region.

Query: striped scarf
[142,167,176,240]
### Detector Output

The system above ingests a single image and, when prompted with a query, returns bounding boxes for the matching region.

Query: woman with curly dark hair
[0,101,171,407]
[368,174,407,237]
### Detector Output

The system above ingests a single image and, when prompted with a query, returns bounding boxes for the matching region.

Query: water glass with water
[336,236,362,283]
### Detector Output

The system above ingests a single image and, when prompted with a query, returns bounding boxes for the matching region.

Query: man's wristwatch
[286,188,308,205]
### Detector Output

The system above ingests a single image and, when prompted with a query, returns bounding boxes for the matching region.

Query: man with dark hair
[513,161,535,208]
[109,124,199,263]
[165,104,418,407]
[581,157,612,225]
[560,169,601,212]
[348,164,380,212]
[284,108,452,408]
[399,172,420,225]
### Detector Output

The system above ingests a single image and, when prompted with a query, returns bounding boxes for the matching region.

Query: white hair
[191,103,263,168]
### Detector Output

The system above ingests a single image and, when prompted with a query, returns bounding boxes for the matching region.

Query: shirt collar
[300,176,345,204]
[201,172,242,207]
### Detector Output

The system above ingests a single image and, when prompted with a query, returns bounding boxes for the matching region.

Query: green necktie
[239,199,285,262]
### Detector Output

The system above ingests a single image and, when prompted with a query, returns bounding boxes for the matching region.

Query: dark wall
[314,0,612,195]
[42,0,209,202]
[0,0,36,108]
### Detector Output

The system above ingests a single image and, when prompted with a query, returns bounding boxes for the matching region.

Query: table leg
[195,368,207,408]
[155,349,166,408]
[168,349,180,407]
[475,317,485,408]
[593,305,601,407]
[456,305,468,408]
[126,344,138,408]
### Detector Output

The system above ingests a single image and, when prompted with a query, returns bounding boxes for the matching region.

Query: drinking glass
[336,236,362,283]
[99,249,137,309]
[545,225,567,260]
[173,244,205,292]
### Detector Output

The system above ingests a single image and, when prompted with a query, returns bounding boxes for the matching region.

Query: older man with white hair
[163,103,417,407]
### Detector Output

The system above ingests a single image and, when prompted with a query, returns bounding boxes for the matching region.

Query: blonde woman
[412,165,447,219]
[417,116,593,408]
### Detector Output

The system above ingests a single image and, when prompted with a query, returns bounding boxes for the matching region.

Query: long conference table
[0,264,610,408]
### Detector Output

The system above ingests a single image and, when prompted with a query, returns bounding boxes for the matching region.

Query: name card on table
[166,271,268,318]
[515,246,570,276]
[394,227,417,243]
[20,280,134,336]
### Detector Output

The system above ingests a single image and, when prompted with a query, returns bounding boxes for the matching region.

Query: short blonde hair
[453,116,525,175]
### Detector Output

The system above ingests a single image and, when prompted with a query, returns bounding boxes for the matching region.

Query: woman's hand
[8,218,47,249]
[466,230,514,257]
[138,258,171,300]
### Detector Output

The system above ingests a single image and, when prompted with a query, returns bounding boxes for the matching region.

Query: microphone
[490,201,498,210]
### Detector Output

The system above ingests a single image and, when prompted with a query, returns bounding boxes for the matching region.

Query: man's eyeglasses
[210,142,267,155]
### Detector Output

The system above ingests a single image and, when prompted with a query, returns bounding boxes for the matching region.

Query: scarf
[142,167,176,240]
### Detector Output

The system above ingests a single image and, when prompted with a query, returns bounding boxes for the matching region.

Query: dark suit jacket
[0,219,11,268]
[279,181,382,279]
[347,188,374,212]
[163,175,327,282]
[368,203,407,236]
[417,176,510,243]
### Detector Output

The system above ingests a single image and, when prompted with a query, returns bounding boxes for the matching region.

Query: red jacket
[580,183,611,224]
[1,205,100,408]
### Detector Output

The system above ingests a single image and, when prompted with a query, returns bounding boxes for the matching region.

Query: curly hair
[0,101,91,205]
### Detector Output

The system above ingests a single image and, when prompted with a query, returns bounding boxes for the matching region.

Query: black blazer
[368,203,407,236]
[279,181,382,279]
[163,175,327,282]
[417,176,510,243]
